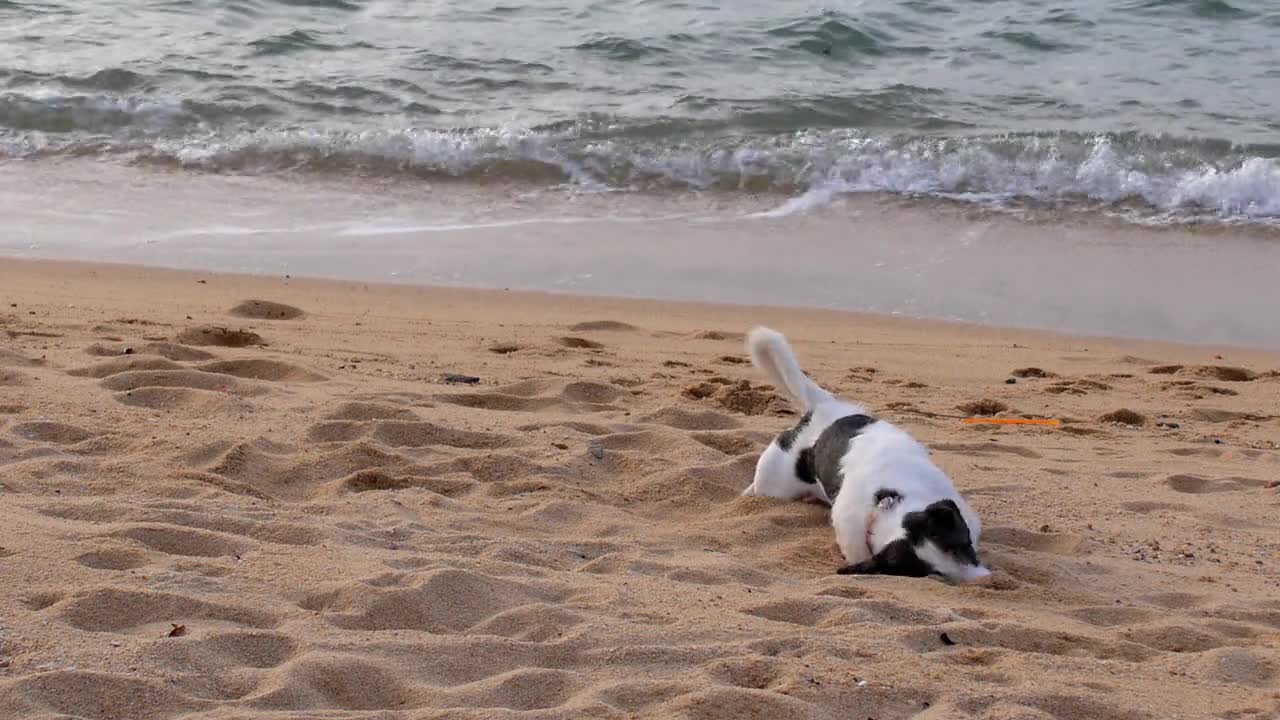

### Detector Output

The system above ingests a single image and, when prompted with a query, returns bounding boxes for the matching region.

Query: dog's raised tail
[746,327,832,411]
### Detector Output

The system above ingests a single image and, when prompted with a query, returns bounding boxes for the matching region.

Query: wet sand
[4,159,1280,348]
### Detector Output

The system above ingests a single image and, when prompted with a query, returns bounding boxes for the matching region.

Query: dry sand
[1,258,1278,720]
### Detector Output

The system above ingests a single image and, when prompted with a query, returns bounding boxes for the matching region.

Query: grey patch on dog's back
[798,413,877,501]
[776,411,812,451]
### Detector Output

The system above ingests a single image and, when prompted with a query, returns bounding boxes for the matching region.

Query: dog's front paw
[837,561,878,575]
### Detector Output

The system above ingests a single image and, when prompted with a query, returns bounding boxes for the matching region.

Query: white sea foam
[3,111,1278,224]
[755,135,1280,222]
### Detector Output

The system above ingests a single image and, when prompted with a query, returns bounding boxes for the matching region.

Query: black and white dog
[743,327,990,583]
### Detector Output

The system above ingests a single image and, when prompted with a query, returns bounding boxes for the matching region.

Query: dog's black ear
[902,509,929,538]
[926,500,961,526]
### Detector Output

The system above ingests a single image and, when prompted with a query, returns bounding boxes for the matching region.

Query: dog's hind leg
[747,441,829,503]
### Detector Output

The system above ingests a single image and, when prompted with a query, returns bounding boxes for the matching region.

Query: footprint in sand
[434,379,624,414]
[228,299,305,320]
[0,369,28,386]
[371,420,518,450]
[590,680,696,715]
[1129,623,1233,653]
[1099,409,1146,426]
[1107,470,1154,479]
[176,325,266,348]
[957,399,1009,416]
[68,356,186,379]
[306,421,373,444]
[1166,446,1226,459]
[594,429,681,453]
[0,347,43,367]
[1188,408,1273,423]
[468,604,586,643]
[1059,422,1111,435]
[1159,380,1239,399]
[645,406,742,431]
[515,420,613,437]
[101,369,246,393]
[1150,364,1257,382]
[1120,500,1189,513]
[301,567,567,634]
[23,590,64,611]
[338,469,473,497]
[901,622,1154,663]
[155,630,298,672]
[702,657,785,691]
[1064,606,1158,627]
[325,402,419,422]
[1045,378,1112,395]
[559,381,625,404]
[689,431,768,456]
[931,442,1042,459]
[1165,474,1269,494]
[741,597,855,627]
[4,329,61,340]
[690,330,746,342]
[202,439,425,502]
[569,320,637,332]
[814,585,872,601]
[1011,367,1058,379]
[983,526,1085,556]
[1139,592,1207,610]
[1189,648,1278,689]
[243,654,418,710]
[556,336,605,350]
[88,359,322,412]
[7,671,200,719]
[55,587,278,633]
[200,359,326,383]
[116,387,244,414]
[86,342,217,361]
[428,453,548,484]
[11,421,96,445]
[139,341,218,361]
[75,548,150,571]
[115,524,254,558]
[684,379,786,416]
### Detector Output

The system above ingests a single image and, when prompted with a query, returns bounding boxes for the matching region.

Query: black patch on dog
[794,446,817,485]
[805,413,877,501]
[905,499,979,567]
[838,538,931,577]
[776,411,812,451]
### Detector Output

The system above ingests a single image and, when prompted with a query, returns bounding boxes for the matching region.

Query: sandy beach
[1,257,1278,719]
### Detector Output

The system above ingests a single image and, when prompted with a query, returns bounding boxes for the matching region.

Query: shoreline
[5,255,1278,359]
[5,159,1280,350]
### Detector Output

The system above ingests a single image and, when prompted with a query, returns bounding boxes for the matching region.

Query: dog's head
[838,498,990,582]
[904,499,990,583]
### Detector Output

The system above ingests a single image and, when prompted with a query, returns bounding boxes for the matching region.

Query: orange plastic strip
[961,418,1062,426]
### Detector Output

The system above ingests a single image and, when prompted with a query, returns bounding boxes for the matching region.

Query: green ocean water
[3,0,1279,222]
